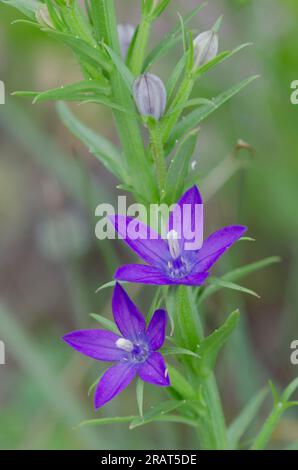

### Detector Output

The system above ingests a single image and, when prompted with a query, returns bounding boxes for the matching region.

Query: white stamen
[165,368,169,378]
[116,338,134,353]
[167,230,181,260]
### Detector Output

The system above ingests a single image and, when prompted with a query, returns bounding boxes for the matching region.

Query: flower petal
[195,225,247,272]
[168,186,204,252]
[146,309,167,350]
[115,264,173,285]
[62,330,124,362]
[110,215,169,268]
[112,283,146,341]
[94,361,137,409]
[138,352,170,387]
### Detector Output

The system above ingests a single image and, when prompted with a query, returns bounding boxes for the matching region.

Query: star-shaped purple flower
[62,283,170,409]
[110,186,247,286]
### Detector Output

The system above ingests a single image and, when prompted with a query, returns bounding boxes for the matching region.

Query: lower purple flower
[62,283,170,409]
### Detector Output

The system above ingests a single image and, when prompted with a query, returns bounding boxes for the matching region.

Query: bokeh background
[0,0,298,449]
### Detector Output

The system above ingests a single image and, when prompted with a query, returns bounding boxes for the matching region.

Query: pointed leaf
[198,310,240,377]
[78,416,136,428]
[164,128,199,203]
[166,75,259,154]
[129,400,186,429]
[166,365,195,400]
[89,314,119,334]
[199,257,280,302]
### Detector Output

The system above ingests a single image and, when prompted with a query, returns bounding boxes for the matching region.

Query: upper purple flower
[110,186,247,286]
[63,283,170,409]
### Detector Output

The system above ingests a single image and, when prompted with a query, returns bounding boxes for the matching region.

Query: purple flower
[110,186,247,286]
[62,283,170,409]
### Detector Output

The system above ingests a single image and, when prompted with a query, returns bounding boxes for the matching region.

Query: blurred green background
[0,0,298,449]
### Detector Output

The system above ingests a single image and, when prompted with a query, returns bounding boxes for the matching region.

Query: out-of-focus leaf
[166,75,259,154]
[89,314,119,334]
[228,388,268,449]
[57,102,126,181]
[0,0,38,18]
[198,310,240,377]
[164,128,199,203]
[199,257,281,302]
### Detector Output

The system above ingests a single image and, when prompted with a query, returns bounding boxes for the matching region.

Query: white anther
[116,338,134,353]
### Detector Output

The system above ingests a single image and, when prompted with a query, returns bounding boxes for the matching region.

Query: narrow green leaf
[198,310,240,377]
[103,44,135,92]
[0,0,39,19]
[282,377,298,402]
[95,280,118,293]
[202,277,260,302]
[136,379,144,418]
[47,30,112,73]
[164,128,199,203]
[129,400,186,429]
[166,75,259,153]
[228,388,268,449]
[151,0,171,19]
[89,314,119,334]
[194,43,252,78]
[143,3,207,72]
[166,365,195,400]
[174,286,201,351]
[199,257,281,302]
[162,347,199,358]
[56,102,126,181]
[78,416,136,428]
[14,80,110,104]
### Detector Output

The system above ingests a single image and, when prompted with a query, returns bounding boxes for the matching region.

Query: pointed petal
[147,309,167,350]
[195,225,247,272]
[110,215,169,268]
[115,264,173,285]
[62,330,124,362]
[112,283,146,341]
[168,186,204,252]
[94,362,137,409]
[138,352,170,387]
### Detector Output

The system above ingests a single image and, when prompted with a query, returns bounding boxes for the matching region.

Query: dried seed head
[193,30,219,68]
[133,73,167,121]
[117,24,135,59]
[36,5,54,29]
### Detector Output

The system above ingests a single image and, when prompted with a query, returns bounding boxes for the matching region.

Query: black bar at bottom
[0,450,297,465]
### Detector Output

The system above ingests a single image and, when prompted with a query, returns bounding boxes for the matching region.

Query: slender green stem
[149,120,167,197]
[251,403,284,450]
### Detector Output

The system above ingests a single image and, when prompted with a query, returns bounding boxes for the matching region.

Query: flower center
[116,338,149,363]
[167,230,181,260]
[166,230,190,279]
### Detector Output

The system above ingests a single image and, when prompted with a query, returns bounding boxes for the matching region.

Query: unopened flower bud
[133,73,167,121]
[36,5,54,29]
[117,24,135,59]
[193,30,219,68]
